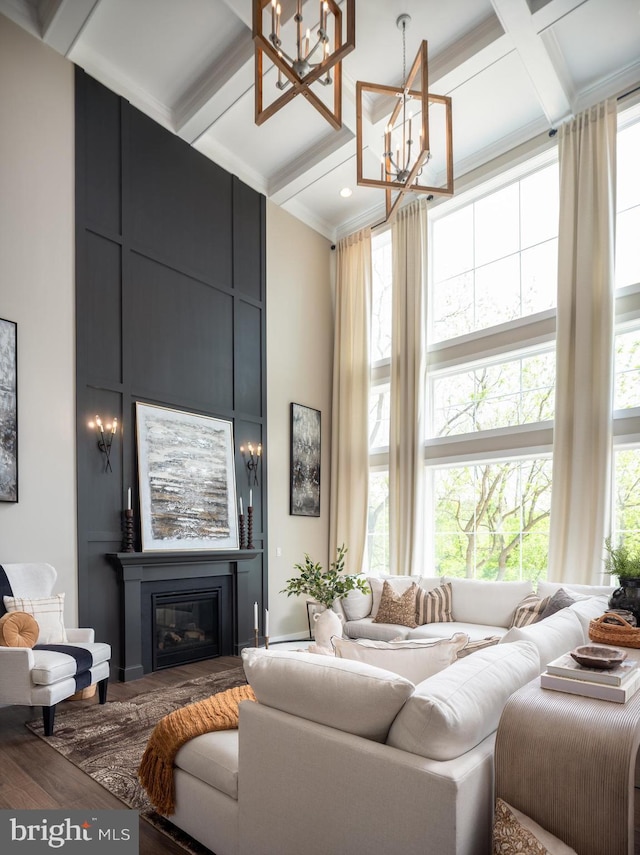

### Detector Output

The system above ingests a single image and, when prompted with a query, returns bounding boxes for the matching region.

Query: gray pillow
[537,587,576,621]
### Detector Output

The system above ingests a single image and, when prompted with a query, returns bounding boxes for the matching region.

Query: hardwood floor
[0,656,240,855]
[2,657,639,854]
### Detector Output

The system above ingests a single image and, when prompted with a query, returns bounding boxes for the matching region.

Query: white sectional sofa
[163,577,613,855]
[168,642,540,855]
[333,575,613,653]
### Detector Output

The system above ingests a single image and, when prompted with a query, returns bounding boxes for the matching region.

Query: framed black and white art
[290,402,321,517]
[136,402,239,551]
[0,317,17,503]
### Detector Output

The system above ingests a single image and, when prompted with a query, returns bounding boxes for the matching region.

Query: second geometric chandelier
[356,14,454,223]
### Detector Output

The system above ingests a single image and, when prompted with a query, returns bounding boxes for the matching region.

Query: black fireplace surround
[109,550,258,681]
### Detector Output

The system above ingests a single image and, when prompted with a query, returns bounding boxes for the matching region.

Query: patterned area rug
[26,666,248,855]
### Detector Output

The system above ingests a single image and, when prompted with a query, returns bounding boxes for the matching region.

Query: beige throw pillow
[3,593,67,644]
[493,798,577,854]
[510,593,549,628]
[415,582,453,624]
[373,581,418,628]
[332,634,469,684]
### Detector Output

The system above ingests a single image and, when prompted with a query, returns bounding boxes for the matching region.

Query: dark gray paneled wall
[75,69,267,673]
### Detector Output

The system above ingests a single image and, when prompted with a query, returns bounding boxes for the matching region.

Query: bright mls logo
[0,810,138,853]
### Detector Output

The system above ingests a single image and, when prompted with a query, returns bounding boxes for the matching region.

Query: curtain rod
[549,84,640,136]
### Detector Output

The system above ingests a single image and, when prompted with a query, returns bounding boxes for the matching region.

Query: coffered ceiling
[2,0,639,240]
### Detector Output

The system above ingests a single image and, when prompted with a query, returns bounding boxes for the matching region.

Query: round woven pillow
[0,611,39,648]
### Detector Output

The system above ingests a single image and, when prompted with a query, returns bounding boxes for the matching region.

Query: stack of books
[540,652,640,703]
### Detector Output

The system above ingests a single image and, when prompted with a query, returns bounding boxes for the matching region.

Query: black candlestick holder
[239,513,246,550]
[247,506,254,550]
[122,508,135,552]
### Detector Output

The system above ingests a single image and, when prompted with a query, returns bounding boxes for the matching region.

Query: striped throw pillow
[510,593,549,628]
[415,582,453,625]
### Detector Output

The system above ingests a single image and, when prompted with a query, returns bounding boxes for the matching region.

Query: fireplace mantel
[108,550,260,681]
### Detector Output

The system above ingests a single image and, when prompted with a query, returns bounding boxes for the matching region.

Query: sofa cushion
[408,621,508,642]
[344,617,411,641]
[499,607,584,668]
[30,642,111,685]
[537,587,576,621]
[3,594,67,644]
[331,633,469,684]
[174,730,239,799]
[493,799,577,854]
[415,582,453,625]
[341,578,373,621]
[242,648,414,742]
[568,595,608,635]
[386,641,540,761]
[373,582,418,628]
[443,577,534,627]
[537,581,616,599]
[510,593,549,627]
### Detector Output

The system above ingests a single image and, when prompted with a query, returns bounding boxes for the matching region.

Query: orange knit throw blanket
[138,684,256,816]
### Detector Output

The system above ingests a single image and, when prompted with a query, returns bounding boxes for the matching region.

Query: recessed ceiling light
[340,187,353,198]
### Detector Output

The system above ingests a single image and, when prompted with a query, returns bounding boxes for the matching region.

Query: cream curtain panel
[329,228,372,573]
[388,198,428,575]
[548,99,617,585]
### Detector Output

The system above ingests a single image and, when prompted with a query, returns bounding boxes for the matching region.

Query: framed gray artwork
[136,402,239,551]
[0,317,17,503]
[290,402,321,517]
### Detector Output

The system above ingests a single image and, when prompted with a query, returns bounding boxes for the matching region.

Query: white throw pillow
[242,648,414,742]
[3,593,67,644]
[341,577,373,621]
[444,577,534,627]
[331,633,469,684]
[499,607,584,668]
[568,595,608,635]
[386,641,540,760]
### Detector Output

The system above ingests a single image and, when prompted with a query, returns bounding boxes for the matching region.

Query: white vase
[313,608,344,651]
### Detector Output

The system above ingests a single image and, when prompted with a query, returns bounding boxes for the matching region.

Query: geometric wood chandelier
[356,15,453,223]
[253,0,355,129]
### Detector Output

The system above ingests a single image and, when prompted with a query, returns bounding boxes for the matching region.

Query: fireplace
[153,590,221,670]
[140,573,234,675]
[109,550,261,681]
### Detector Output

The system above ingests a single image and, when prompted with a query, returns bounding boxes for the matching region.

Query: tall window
[426,158,558,582]
[367,106,640,579]
[612,108,640,552]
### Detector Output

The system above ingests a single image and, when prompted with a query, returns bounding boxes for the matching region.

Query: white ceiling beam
[175,29,255,143]
[531,0,589,34]
[0,0,40,36]
[490,0,572,124]
[218,0,252,29]
[38,0,101,56]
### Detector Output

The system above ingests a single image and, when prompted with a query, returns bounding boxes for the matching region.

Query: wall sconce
[88,414,117,473]
[240,442,262,486]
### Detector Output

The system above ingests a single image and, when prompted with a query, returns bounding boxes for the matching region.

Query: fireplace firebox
[153,590,221,670]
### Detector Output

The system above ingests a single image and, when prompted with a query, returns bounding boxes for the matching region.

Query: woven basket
[588,612,640,648]
[68,684,97,701]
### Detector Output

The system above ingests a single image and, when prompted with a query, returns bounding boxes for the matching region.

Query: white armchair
[0,563,111,735]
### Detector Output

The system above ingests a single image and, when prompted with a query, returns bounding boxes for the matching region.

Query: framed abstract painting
[0,318,17,503]
[290,402,321,517]
[136,402,239,551]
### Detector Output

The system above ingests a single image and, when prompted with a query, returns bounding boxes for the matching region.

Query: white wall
[266,201,334,640]
[0,16,77,619]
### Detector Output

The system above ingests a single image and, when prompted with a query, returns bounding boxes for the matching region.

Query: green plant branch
[281,544,370,609]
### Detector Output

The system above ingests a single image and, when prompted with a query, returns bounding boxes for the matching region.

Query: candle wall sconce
[240,442,262,486]
[89,414,117,473]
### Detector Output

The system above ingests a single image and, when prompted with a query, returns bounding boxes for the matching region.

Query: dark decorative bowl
[570,644,627,670]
